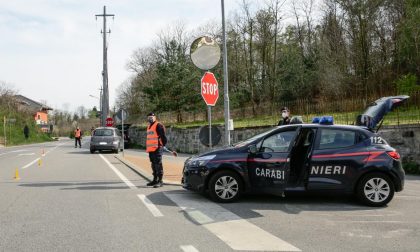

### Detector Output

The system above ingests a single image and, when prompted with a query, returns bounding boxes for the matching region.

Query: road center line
[99,154,136,189]
[180,245,199,252]
[45,142,67,154]
[137,194,164,217]
[22,158,41,169]
[165,192,301,251]
[21,142,66,169]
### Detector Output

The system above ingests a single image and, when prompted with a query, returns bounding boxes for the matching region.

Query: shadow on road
[145,188,384,224]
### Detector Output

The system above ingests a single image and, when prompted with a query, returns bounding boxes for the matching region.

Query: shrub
[403,162,420,174]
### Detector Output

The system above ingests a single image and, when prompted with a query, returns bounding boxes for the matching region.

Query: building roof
[14,95,53,111]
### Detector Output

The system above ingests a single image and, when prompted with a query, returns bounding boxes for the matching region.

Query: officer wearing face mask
[145,112,176,188]
[277,107,291,126]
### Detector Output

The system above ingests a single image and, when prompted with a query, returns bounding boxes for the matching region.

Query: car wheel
[356,172,395,207]
[208,171,242,203]
[114,149,119,154]
[90,148,95,154]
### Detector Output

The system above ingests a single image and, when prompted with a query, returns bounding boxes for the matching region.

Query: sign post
[201,72,219,148]
[116,109,127,156]
[190,36,221,149]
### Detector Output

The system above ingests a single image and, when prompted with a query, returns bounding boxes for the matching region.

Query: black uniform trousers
[149,147,163,179]
[75,137,81,147]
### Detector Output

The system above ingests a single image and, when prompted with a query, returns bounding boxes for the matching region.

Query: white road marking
[334,220,420,224]
[401,189,420,194]
[21,142,66,169]
[180,245,199,252]
[18,153,35,156]
[45,142,67,154]
[165,192,301,251]
[9,150,28,153]
[99,154,136,189]
[22,158,41,169]
[137,194,164,217]
[0,149,28,156]
[395,195,420,200]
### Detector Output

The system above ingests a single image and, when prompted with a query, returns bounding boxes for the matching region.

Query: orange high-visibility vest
[74,129,81,138]
[146,122,163,152]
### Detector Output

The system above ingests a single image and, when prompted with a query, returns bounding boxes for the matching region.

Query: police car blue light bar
[312,117,320,123]
[319,116,334,125]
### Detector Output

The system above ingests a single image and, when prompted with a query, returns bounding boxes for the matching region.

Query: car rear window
[94,129,114,136]
[318,129,356,149]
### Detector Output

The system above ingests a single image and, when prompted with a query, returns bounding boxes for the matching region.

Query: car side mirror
[248,144,257,154]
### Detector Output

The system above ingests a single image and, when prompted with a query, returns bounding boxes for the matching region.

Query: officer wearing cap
[145,112,176,188]
[278,107,291,126]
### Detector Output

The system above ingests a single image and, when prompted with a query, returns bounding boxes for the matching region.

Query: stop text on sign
[201,72,219,106]
[202,82,218,95]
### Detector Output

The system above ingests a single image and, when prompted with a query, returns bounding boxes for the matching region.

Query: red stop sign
[105,117,114,127]
[201,72,219,106]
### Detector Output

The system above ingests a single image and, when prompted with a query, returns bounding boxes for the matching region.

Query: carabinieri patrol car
[182,96,409,207]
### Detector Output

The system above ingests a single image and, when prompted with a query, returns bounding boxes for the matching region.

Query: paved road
[1,139,420,251]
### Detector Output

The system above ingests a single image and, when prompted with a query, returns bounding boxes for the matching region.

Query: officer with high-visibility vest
[146,112,177,188]
[74,127,82,148]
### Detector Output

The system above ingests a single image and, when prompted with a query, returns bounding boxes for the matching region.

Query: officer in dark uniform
[145,112,177,188]
[278,107,291,126]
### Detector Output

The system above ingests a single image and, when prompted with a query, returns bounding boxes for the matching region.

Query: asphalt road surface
[1,138,419,251]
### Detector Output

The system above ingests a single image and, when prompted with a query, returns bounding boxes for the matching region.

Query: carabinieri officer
[145,112,177,188]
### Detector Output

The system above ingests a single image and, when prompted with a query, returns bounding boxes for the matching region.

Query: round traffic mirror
[190,36,221,70]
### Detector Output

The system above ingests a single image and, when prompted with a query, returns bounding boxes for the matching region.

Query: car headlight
[113,141,119,144]
[188,155,216,168]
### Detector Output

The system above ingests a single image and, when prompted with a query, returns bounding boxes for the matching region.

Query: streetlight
[221,0,231,146]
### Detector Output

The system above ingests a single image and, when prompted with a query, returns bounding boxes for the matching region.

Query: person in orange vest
[146,112,177,188]
[74,127,82,148]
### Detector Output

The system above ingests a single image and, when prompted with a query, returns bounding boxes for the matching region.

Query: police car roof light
[312,117,320,123]
[319,116,334,125]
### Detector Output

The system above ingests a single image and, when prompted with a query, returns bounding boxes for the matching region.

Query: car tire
[90,148,95,154]
[208,171,242,203]
[356,172,395,207]
[114,149,119,154]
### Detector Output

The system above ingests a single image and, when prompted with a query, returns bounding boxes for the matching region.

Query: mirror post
[221,0,231,146]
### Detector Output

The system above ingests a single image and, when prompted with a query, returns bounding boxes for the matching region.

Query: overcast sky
[0,0,241,113]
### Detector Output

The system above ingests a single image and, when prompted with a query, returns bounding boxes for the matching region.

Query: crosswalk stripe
[165,192,301,251]
[137,194,164,217]
[180,245,199,252]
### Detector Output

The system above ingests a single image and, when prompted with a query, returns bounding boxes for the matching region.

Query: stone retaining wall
[129,124,420,164]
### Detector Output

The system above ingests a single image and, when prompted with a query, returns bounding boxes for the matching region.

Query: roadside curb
[114,154,182,186]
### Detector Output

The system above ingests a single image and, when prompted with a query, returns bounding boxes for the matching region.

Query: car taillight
[387,151,400,160]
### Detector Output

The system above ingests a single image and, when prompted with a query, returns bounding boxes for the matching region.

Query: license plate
[99,142,107,145]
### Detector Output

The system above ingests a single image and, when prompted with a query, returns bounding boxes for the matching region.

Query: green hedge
[403,162,420,175]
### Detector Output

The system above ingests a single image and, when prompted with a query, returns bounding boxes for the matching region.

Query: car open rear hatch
[356,95,410,131]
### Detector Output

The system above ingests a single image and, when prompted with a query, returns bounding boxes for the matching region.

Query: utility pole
[96,6,114,127]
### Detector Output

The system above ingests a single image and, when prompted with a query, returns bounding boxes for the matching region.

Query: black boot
[147,175,158,186]
[153,175,163,188]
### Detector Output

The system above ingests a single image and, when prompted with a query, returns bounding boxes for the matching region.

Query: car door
[247,127,300,195]
[307,128,368,191]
